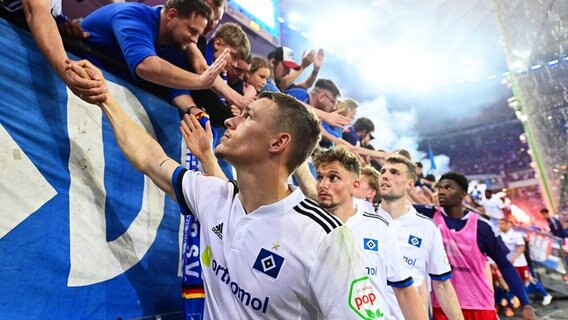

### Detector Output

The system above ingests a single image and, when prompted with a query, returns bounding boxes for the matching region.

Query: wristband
[55,14,71,23]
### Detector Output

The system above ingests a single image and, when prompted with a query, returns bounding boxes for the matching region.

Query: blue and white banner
[0,18,184,318]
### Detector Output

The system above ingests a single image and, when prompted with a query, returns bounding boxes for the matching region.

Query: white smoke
[355,96,453,177]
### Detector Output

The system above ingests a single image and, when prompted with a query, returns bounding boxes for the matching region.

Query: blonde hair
[334,98,358,117]
[361,165,380,203]
[312,146,361,176]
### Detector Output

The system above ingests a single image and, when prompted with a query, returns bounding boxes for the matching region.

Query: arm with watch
[171,94,204,115]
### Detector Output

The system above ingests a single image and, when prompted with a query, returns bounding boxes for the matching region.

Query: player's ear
[352,178,361,194]
[268,132,291,154]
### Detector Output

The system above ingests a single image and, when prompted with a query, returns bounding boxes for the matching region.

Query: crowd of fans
[420,119,552,225]
[421,120,532,177]
[3,0,566,319]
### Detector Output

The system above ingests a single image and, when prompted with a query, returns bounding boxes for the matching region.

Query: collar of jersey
[239,185,303,216]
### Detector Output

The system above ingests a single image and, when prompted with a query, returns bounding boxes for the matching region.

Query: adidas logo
[212,223,223,240]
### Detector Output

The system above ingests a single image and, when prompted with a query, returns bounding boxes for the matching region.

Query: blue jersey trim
[429,270,452,282]
[172,166,191,215]
[388,276,414,288]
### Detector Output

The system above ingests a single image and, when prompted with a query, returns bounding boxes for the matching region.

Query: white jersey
[377,205,452,320]
[480,196,505,221]
[174,167,378,320]
[347,199,414,319]
[499,229,528,267]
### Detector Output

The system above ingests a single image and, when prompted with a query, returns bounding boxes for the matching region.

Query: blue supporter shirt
[80,3,190,102]
[320,122,341,148]
[342,126,359,145]
[284,87,310,103]
[414,205,532,306]
[261,77,280,93]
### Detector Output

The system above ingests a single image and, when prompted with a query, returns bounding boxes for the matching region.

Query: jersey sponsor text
[210,258,270,313]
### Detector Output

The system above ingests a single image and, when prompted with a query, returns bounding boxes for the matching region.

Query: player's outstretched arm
[69,61,180,200]
[22,0,107,104]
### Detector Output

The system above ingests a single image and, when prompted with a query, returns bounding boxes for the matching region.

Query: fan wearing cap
[263,46,301,92]
[265,46,327,93]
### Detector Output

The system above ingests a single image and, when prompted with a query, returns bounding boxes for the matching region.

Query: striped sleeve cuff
[172,166,191,215]
[430,270,452,282]
[388,276,414,288]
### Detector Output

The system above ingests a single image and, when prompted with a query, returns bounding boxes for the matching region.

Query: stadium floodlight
[287,12,301,24]
[547,59,559,66]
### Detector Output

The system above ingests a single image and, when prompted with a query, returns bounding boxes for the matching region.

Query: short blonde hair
[361,165,380,203]
[312,146,361,176]
[334,98,358,117]
[361,166,379,190]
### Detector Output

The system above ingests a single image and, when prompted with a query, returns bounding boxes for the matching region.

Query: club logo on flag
[364,238,378,251]
[408,235,422,248]
[252,248,285,279]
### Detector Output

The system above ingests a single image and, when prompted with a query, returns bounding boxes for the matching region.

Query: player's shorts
[433,307,498,320]
[515,266,530,283]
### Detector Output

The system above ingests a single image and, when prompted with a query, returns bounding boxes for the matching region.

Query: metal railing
[517,227,567,275]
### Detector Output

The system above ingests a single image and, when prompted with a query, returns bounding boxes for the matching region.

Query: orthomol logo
[201,246,213,267]
[201,246,270,314]
[402,256,417,268]
[348,276,384,319]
